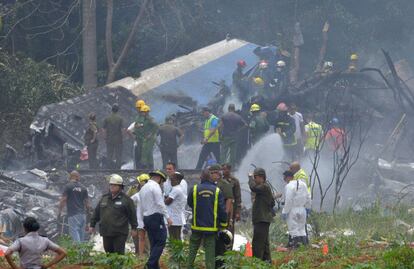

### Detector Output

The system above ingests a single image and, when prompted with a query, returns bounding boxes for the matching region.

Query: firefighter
[275,102,297,161]
[232,60,248,102]
[187,165,227,269]
[139,105,158,169]
[249,104,270,145]
[195,107,221,169]
[129,100,146,168]
[248,167,274,263]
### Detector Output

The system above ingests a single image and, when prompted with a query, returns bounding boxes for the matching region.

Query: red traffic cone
[244,241,253,257]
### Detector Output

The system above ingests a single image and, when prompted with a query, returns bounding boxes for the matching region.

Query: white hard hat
[276,60,286,67]
[323,61,333,68]
[108,174,124,185]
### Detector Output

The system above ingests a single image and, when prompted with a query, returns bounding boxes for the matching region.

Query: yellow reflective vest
[204,114,219,143]
[294,169,311,194]
[305,121,322,150]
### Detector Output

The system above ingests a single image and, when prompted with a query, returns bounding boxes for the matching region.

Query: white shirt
[166,185,186,225]
[131,192,144,229]
[290,112,303,140]
[139,179,169,219]
[164,177,188,199]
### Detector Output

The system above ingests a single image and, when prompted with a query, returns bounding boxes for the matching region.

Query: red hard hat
[276,102,288,112]
[237,60,247,67]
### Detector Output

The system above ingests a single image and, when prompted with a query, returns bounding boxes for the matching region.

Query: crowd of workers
[5,159,315,269]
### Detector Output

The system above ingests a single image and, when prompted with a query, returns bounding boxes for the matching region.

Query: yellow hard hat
[137,173,150,183]
[350,53,358,61]
[250,103,261,112]
[135,99,145,109]
[140,105,150,112]
[253,77,264,86]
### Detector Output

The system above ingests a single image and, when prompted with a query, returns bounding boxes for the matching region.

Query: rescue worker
[139,170,172,269]
[348,53,358,72]
[187,165,227,269]
[129,99,146,169]
[281,170,311,248]
[304,114,323,156]
[157,116,184,168]
[196,107,221,169]
[288,104,305,159]
[102,104,124,169]
[137,105,159,169]
[84,112,99,169]
[221,163,242,248]
[322,61,334,75]
[232,60,248,102]
[248,168,274,263]
[290,162,310,193]
[219,104,247,167]
[325,117,346,152]
[275,102,297,161]
[89,174,138,254]
[127,173,150,197]
[249,104,270,145]
[130,173,150,256]
[270,60,288,96]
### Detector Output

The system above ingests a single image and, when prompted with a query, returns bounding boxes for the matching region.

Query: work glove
[281,213,288,221]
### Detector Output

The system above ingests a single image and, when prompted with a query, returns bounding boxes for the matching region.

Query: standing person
[58,171,90,243]
[232,60,248,102]
[248,168,274,263]
[187,165,227,269]
[130,173,150,256]
[274,102,297,161]
[304,114,323,156]
[195,107,221,169]
[89,174,138,254]
[164,162,188,199]
[219,104,247,167]
[128,99,146,169]
[325,117,346,152]
[281,170,311,248]
[139,170,172,269]
[165,172,186,241]
[5,217,67,269]
[221,163,242,247]
[139,105,159,169]
[103,103,124,169]
[289,162,310,193]
[249,104,270,145]
[288,104,305,159]
[157,116,184,168]
[84,112,99,169]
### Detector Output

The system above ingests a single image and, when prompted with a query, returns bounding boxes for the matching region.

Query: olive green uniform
[248,177,274,263]
[90,192,137,254]
[249,114,270,145]
[133,116,158,169]
[84,121,99,169]
[103,113,124,169]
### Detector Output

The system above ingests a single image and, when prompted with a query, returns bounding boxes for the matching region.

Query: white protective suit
[282,179,312,237]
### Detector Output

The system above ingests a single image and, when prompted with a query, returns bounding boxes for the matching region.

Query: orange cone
[244,241,253,257]
[0,249,4,257]
[322,244,329,256]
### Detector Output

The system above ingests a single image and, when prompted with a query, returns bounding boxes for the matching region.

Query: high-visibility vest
[294,169,311,194]
[191,184,227,232]
[204,115,219,143]
[305,122,322,150]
